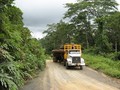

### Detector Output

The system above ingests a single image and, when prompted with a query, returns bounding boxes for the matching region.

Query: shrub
[105,52,120,60]
[0,48,23,90]
[83,54,120,78]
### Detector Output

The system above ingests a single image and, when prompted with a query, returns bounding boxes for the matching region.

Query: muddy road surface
[20,60,120,90]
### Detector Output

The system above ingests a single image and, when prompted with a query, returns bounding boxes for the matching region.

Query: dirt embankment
[20,60,120,90]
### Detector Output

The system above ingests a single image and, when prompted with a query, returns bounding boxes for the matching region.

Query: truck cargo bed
[52,49,64,53]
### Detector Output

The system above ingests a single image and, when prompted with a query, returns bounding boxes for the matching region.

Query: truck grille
[72,57,81,63]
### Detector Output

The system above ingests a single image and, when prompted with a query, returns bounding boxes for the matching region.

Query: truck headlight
[68,61,72,63]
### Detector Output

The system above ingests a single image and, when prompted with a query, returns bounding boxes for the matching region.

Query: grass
[82,54,120,79]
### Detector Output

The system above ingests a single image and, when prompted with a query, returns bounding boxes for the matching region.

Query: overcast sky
[15,0,120,39]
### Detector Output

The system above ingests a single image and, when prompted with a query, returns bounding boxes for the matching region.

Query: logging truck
[52,44,85,70]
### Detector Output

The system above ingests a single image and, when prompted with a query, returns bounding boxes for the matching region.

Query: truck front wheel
[80,65,83,70]
[66,62,69,69]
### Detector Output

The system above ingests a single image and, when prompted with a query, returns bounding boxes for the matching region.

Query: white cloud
[116,0,120,10]
[31,31,46,39]
[27,26,47,39]
[15,0,76,38]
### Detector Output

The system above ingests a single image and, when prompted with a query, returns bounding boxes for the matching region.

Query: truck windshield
[69,50,80,54]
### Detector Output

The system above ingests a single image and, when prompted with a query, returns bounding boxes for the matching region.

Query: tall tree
[0,0,46,90]
[64,0,118,52]
[105,12,120,52]
[41,21,76,54]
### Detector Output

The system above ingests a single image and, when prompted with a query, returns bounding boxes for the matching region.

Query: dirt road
[20,60,120,90]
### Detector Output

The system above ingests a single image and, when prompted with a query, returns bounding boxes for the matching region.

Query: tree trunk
[85,32,89,49]
[115,41,117,52]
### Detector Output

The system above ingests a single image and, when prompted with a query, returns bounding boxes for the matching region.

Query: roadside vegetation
[82,53,120,79]
[41,0,120,55]
[0,0,46,90]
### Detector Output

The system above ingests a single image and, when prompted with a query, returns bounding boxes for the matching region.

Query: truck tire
[64,60,66,66]
[80,65,83,70]
[53,57,57,62]
[53,60,57,62]
[66,62,69,69]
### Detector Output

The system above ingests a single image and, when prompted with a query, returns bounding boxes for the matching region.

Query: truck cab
[66,49,85,69]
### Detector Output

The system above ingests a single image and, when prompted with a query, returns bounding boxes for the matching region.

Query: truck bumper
[68,63,85,66]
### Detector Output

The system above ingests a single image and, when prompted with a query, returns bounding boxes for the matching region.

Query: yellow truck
[52,44,85,70]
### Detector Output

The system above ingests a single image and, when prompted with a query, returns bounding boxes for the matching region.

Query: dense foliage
[41,0,120,60]
[83,54,120,78]
[0,0,46,90]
